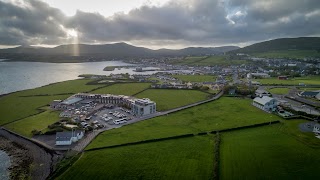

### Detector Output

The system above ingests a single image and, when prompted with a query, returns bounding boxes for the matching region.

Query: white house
[56,130,84,146]
[252,96,277,112]
[132,98,156,116]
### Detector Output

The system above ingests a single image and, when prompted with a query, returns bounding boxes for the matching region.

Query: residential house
[56,130,84,146]
[252,96,277,112]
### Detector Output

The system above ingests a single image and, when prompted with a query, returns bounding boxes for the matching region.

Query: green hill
[231,37,320,55]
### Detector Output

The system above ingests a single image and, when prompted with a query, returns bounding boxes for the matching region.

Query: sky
[0,0,319,49]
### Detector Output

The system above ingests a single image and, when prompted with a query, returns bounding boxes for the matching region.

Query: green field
[172,75,216,82]
[135,89,209,111]
[192,56,248,66]
[220,123,320,179]
[297,87,320,91]
[256,76,320,85]
[253,50,320,59]
[4,110,60,137]
[0,94,69,126]
[87,97,278,149]
[268,87,290,95]
[60,136,214,180]
[172,56,248,66]
[0,79,104,126]
[90,83,151,96]
[16,79,103,96]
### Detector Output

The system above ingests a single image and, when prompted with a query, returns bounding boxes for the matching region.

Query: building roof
[56,131,83,141]
[253,96,275,106]
[300,91,319,97]
[61,97,83,105]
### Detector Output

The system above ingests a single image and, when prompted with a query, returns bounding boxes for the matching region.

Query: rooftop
[61,97,83,105]
[253,96,275,105]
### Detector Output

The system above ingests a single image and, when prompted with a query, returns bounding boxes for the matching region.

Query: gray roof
[56,131,83,141]
[301,91,319,97]
[253,96,275,106]
[61,97,83,105]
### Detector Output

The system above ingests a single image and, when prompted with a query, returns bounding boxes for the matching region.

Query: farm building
[278,76,288,80]
[56,130,84,146]
[252,96,277,112]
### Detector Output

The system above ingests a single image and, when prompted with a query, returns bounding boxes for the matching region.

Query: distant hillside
[230,37,320,54]
[0,43,239,62]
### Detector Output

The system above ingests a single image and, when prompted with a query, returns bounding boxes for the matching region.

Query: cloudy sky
[0,0,319,49]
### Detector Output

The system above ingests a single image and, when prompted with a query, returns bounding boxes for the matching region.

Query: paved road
[261,86,320,115]
[72,91,224,152]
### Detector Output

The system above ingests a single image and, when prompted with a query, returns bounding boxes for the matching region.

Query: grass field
[4,110,60,137]
[60,136,214,180]
[268,87,290,95]
[172,56,248,66]
[220,123,320,179]
[297,87,320,91]
[16,79,103,96]
[256,76,320,85]
[172,75,216,82]
[192,56,248,66]
[135,89,209,111]
[0,79,106,126]
[87,97,278,149]
[90,83,151,96]
[253,50,320,59]
[0,94,69,126]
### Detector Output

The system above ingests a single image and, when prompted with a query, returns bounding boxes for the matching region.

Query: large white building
[252,96,277,112]
[56,130,84,146]
[132,98,156,116]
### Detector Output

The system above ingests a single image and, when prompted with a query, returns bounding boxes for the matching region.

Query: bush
[31,129,42,136]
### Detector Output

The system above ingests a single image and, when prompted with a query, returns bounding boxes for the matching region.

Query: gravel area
[0,128,62,180]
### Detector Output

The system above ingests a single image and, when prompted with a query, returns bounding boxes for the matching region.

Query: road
[72,91,224,152]
[260,86,320,115]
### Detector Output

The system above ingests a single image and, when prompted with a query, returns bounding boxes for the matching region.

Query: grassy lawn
[268,87,290,95]
[90,83,151,96]
[193,56,248,66]
[16,79,103,96]
[256,76,320,85]
[297,87,320,91]
[0,79,105,126]
[0,94,69,126]
[220,123,320,179]
[87,97,278,149]
[135,89,209,111]
[60,136,214,180]
[4,110,60,137]
[172,75,216,82]
[253,50,320,59]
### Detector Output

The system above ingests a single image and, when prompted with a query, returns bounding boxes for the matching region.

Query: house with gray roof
[252,96,277,112]
[56,130,84,146]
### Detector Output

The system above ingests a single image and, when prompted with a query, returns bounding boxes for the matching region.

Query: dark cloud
[0,0,319,47]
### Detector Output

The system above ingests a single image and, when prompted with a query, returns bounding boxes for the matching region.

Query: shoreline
[0,129,60,180]
[0,136,32,179]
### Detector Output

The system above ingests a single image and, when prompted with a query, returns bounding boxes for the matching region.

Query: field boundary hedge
[213,133,220,180]
[85,120,280,152]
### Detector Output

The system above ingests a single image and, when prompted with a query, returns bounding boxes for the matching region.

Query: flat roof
[61,97,83,105]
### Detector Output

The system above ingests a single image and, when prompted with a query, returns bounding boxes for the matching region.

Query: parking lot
[87,106,136,129]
